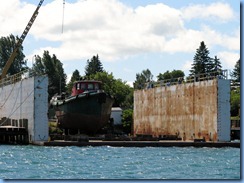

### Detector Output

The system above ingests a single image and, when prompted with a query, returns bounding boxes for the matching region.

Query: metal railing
[0,69,37,87]
[142,70,228,89]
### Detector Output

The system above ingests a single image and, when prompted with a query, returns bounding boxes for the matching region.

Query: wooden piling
[0,126,28,144]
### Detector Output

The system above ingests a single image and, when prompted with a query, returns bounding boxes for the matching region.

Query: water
[0,145,240,180]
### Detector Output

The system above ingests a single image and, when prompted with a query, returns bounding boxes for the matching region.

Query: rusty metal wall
[134,79,219,141]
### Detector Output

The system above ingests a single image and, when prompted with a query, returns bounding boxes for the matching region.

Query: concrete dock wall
[133,78,230,142]
[0,74,49,143]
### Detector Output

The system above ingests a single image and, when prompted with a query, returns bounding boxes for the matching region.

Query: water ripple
[0,145,240,179]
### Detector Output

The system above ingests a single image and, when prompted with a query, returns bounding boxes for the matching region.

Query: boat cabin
[71,80,102,96]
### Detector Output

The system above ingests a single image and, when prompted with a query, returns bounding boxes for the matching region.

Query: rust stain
[134,79,218,141]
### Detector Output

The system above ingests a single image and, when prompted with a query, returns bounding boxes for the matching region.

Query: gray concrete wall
[133,78,231,142]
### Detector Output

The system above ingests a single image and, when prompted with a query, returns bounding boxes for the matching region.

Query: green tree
[230,59,240,117]
[66,69,81,94]
[122,87,134,109]
[230,87,240,116]
[213,56,222,72]
[0,34,27,76]
[33,55,45,74]
[157,70,185,81]
[85,54,104,77]
[157,71,171,80]
[190,41,213,76]
[231,59,240,82]
[88,71,115,94]
[33,51,67,100]
[133,69,153,89]
[112,79,134,108]
[121,109,133,134]
[171,70,185,78]
[89,71,133,108]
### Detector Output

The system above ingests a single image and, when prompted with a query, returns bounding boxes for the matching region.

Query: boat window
[76,83,80,90]
[80,83,86,90]
[88,83,93,90]
[94,83,99,90]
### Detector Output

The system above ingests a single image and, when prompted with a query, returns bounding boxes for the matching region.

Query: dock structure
[43,140,240,148]
[133,71,231,142]
[0,69,49,144]
[0,126,28,144]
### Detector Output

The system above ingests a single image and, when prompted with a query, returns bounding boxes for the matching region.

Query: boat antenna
[62,0,65,33]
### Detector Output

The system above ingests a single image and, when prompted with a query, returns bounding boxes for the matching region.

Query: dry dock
[43,140,240,148]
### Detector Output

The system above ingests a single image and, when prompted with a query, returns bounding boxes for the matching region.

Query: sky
[0,0,240,87]
[0,1,241,182]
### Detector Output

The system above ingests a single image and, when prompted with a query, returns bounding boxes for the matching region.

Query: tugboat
[49,80,114,135]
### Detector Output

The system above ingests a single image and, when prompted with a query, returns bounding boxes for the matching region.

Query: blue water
[0,145,240,180]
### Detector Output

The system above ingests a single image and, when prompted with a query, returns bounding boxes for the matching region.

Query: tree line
[133,41,240,117]
[133,41,231,89]
[0,35,134,109]
[0,35,240,132]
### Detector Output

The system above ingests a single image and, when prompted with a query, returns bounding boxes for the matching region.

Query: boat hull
[50,92,114,134]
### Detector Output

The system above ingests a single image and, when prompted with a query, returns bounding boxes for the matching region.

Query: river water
[0,145,240,180]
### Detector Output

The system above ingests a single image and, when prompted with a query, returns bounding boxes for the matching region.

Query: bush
[122,109,133,134]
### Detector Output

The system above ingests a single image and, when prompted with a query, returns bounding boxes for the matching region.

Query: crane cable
[0,82,16,109]
[62,0,65,33]
[0,77,47,126]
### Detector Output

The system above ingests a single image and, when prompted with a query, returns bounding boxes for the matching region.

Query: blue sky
[0,0,240,86]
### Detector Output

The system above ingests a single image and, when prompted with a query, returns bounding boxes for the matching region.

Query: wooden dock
[0,126,29,144]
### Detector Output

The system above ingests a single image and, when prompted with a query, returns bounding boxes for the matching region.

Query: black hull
[50,92,114,134]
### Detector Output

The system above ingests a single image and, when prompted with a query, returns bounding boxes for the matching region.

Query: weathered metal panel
[217,79,231,141]
[34,76,49,142]
[134,79,220,141]
[0,75,48,143]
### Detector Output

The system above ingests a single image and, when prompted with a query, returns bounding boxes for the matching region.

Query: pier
[0,126,28,144]
[43,140,240,148]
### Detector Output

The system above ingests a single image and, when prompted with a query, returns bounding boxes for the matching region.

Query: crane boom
[0,0,44,80]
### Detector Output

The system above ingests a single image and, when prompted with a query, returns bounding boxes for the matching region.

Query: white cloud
[181,60,192,73]
[27,0,185,60]
[217,51,239,69]
[181,2,235,22]
[0,0,36,36]
[222,28,240,51]
[66,73,72,84]
[163,29,203,53]
[201,26,240,51]
[126,81,134,87]
[0,0,240,65]
[162,25,239,54]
